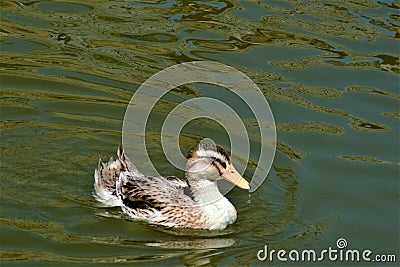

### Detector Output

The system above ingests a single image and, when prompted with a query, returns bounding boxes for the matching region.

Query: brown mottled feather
[96,147,139,195]
[116,146,139,173]
[116,172,209,228]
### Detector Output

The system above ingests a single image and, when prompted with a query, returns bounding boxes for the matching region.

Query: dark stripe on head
[212,161,224,176]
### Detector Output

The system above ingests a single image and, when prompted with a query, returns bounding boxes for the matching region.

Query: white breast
[202,196,237,230]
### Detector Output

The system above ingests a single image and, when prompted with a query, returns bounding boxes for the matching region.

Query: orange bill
[221,164,250,190]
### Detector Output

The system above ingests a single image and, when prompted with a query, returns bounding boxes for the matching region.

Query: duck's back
[116,171,210,228]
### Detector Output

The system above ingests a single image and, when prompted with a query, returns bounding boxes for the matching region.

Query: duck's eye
[212,157,228,169]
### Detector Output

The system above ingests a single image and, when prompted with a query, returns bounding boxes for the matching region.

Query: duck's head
[186,142,250,190]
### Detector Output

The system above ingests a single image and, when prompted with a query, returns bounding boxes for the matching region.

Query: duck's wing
[116,172,207,227]
[116,172,192,209]
[94,147,140,206]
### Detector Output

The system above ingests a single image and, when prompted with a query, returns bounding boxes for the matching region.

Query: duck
[93,142,249,230]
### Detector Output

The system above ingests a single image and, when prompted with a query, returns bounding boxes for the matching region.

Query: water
[1,0,399,266]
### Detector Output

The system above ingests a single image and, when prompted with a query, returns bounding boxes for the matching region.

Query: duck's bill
[222,164,250,190]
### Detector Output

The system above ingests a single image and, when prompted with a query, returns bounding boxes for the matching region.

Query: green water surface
[1,0,399,266]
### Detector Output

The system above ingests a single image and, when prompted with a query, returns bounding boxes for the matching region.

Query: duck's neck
[186,175,237,230]
[187,178,224,205]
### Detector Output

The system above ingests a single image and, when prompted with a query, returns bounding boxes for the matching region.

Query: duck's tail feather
[93,147,139,207]
[116,146,140,174]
